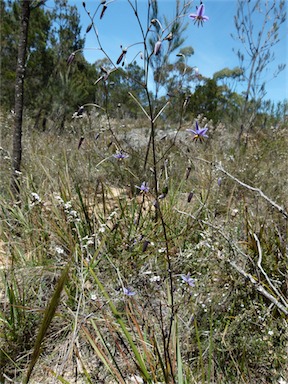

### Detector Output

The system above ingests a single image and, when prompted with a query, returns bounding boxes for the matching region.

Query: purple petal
[123,287,136,296]
[198,127,208,136]
[154,41,162,55]
[181,274,195,287]
[188,13,197,19]
[186,129,197,134]
[197,4,205,17]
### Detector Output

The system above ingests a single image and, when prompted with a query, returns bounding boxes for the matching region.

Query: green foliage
[1,0,287,382]
[0,0,96,130]
[188,78,223,122]
[1,113,287,382]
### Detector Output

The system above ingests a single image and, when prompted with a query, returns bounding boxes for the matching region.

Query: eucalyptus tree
[10,0,31,197]
[8,0,90,196]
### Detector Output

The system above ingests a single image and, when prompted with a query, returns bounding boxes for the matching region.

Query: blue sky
[66,0,287,103]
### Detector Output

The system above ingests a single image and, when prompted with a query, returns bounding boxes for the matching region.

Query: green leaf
[23,263,70,384]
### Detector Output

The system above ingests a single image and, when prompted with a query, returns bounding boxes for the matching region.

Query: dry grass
[0,110,288,383]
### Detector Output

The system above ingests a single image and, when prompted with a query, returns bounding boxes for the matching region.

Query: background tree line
[1,0,287,132]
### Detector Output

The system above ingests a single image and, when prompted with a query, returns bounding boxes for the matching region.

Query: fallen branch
[228,259,288,316]
[174,208,288,316]
[215,163,288,219]
[254,232,288,309]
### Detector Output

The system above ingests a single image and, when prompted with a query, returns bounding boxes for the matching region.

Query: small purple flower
[217,177,222,187]
[113,151,129,160]
[181,273,195,287]
[136,181,149,193]
[186,121,208,142]
[189,3,209,26]
[123,287,136,296]
[154,40,162,56]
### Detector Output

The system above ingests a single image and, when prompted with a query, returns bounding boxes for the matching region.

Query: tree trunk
[10,0,30,198]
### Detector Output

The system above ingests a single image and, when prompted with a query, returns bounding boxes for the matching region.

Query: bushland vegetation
[0,1,287,383]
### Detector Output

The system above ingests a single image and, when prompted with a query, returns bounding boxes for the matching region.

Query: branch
[174,208,288,316]
[215,163,288,219]
[128,92,151,121]
[253,233,288,308]
[228,259,288,316]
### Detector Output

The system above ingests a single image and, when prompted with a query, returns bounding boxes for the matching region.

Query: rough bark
[10,0,30,198]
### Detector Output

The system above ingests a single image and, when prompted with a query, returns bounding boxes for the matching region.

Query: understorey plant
[17,1,287,383]
[61,1,211,382]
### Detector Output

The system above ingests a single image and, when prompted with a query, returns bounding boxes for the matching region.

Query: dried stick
[215,163,288,219]
[174,208,288,316]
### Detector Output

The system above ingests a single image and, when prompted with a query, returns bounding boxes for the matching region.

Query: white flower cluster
[53,193,80,223]
[30,192,42,207]
[55,245,65,255]
[81,235,95,248]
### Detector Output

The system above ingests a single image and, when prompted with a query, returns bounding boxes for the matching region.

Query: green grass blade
[23,263,70,384]
[176,317,184,384]
[87,264,151,382]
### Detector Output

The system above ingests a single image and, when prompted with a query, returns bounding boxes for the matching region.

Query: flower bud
[116,47,127,65]
[154,41,162,56]
[100,4,107,19]
[67,52,75,65]
[142,240,150,252]
[86,23,93,33]
[165,32,173,41]
[187,191,194,203]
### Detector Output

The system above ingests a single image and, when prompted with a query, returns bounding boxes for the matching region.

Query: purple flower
[154,40,162,56]
[189,3,209,26]
[181,273,195,287]
[217,177,222,187]
[123,287,136,296]
[186,121,208,142]
[136,181,149,193]
[113,151,129,160]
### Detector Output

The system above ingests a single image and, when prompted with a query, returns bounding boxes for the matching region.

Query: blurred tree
[92,59,146,119]
[157,46,197,122]
[188,78,224,122]
[213,67,245,121]
[213,67,244,94]
[0,0,19,107]
[149,0,190,101]
[0,0,52,109]
[232,0,286,141]
[31,0,90,131]
[1,0,96,131]
[9,0,48,196]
